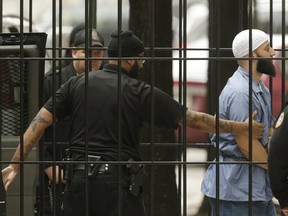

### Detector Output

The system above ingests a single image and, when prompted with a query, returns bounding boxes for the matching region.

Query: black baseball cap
[69,23,85,46]
[73,29,104,47]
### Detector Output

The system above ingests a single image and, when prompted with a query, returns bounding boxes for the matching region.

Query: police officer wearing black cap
[268,105,288,216]
[35,27,105,216]
[63,22,85,66]
[2,30,263,216]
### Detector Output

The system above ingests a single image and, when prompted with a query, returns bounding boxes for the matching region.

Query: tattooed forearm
[12,140,38,163]
[199,113,234,133]
[185,110,215,131]
[219,119,233,133]
[183,109,242,133]
[24,140,37,154]
[201,114,215,129]
[31,113,49,132]
[11,155,20,162]
[8,108,52,173]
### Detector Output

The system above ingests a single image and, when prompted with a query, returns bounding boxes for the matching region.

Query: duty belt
[73,163,127,174]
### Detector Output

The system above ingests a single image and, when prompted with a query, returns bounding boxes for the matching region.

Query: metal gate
[0,0,286,215]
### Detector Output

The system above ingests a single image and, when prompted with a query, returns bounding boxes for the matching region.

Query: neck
[239,60,262,83]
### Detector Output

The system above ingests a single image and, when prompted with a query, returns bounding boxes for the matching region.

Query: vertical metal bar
[29,0,33,32]
[50,1,63,214]
[207,1,215,215]
[269,0,274,46]
[178,0,183,105]
[90,0,97,29]
[148,0,155,215]
[117,1,123,215]
[268,0,274,112]
[0,0,2,171]
[84,1,89,215]
[248,0,253,215]
[182,0,187,215]
[176,0,183,214]
[281,0,286,111]
[0,0,2,32]
[19,0,24,215]
[51,0,57,214]
[58,0,63,72]
[215,0,221,215]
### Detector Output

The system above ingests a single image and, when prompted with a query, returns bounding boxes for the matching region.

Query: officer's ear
[71,49,78,57]
[121,59,134,72]
[126,59,135,66]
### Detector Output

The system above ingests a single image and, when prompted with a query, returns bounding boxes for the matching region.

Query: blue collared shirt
[201,66,275,201]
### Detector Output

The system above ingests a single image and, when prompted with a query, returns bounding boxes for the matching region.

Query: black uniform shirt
[44,64,184,161]
[268,105,288,208]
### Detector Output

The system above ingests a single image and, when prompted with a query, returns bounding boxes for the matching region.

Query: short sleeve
[43,76,76,120]
[139,85,184,129]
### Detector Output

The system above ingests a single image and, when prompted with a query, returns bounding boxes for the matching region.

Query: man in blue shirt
[201,29,276,216]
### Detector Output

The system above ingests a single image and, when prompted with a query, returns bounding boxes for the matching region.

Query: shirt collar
[237,66,262,94]
[103,63,129,75]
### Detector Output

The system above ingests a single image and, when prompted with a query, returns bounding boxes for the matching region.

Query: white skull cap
[232,29,268,58]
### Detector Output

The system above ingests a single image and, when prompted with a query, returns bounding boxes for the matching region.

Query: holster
[63,149,74,183]
[87,155,101,179]
[127,159,144,196]
[63,149,102,182]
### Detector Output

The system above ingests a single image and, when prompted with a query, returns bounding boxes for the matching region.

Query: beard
[256,58,276,77]
[129,61,142,79]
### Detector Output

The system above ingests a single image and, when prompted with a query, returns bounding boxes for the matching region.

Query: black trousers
[63,172,146,216]
[35,177,64,216]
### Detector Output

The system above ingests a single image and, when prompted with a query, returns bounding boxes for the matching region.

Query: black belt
[73,163,127,174]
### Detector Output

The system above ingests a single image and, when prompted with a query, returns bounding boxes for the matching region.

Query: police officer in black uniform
[35,27,105,216]
[2,30,263,216]
[268,105,288,216]
[63,22,85,67]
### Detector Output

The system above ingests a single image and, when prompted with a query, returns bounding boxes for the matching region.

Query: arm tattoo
[12,140,38,163]
[185,109,239,133]
[219,120,233,132]
[201,112,235,133]
[24,140,37,153]
[31,113,48,132]
[201,114,214,129]
[186,111,214,130]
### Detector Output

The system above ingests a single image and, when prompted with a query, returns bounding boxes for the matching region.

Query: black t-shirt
[44,64,184,161]
[268,105,288,208]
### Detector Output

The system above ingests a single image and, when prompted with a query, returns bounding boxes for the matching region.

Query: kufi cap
[73,28,104,47]
[108,30,144,57]
[232,29,268,58]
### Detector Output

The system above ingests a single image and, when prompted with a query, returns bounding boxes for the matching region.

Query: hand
[281,206,288,216]
[2,165,19,191]
[244,110,263,138]
[45,165,66,184]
